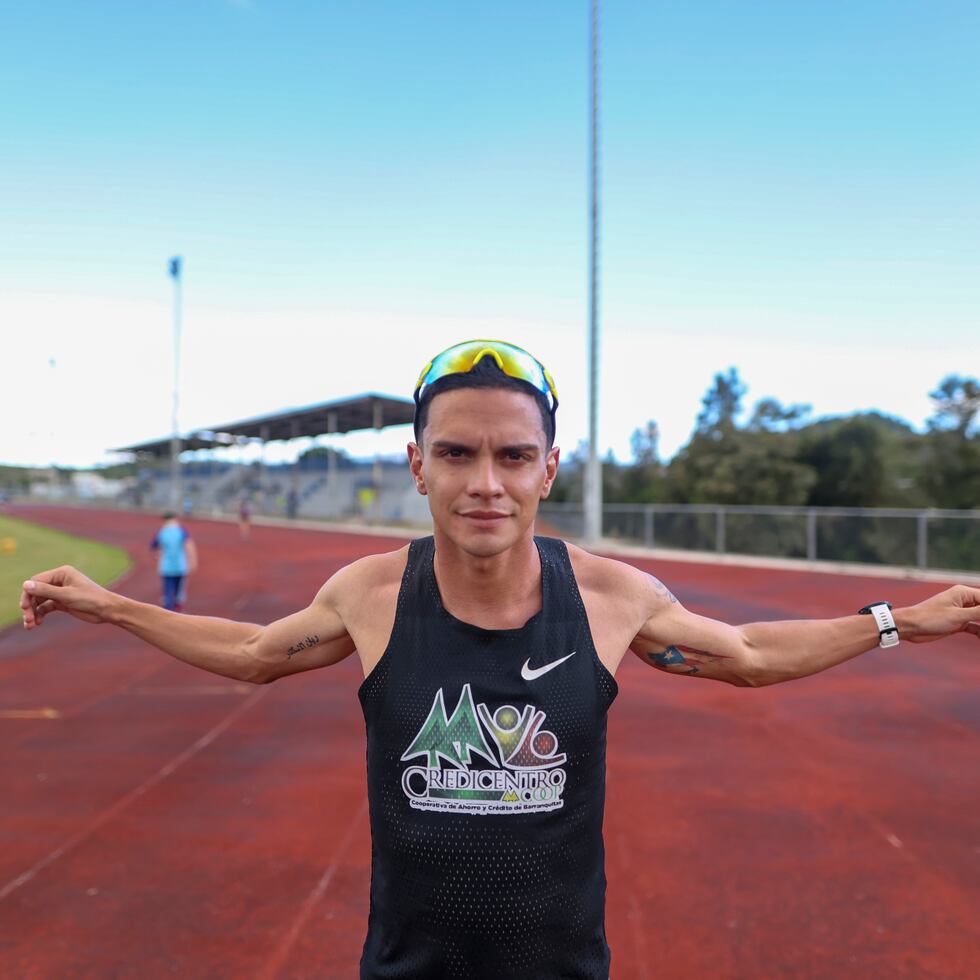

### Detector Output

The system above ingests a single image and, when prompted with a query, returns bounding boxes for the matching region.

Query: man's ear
[407,442,427,495]
[540,446,560,499]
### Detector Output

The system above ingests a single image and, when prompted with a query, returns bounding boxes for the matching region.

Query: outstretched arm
[19,563,358,684]
[630,575,980,687]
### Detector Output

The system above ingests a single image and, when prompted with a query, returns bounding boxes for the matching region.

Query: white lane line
[0,686,267,903]
[258,797,369,980]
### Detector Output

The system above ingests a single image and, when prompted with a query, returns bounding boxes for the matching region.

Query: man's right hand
[20,566,115,629]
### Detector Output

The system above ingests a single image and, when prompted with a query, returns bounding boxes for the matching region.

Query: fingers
[21,595,41,628]
[20,586,39,627]
[22,578,68,601]
[29,600,58,626]
[949,584,980,609]
[965,621,980,638]
[21,568,75,628]
[23,599,64,628]
[27,566,72,587]
[21,566,110,629]
[24,599,55,626]
[21,566,73,598]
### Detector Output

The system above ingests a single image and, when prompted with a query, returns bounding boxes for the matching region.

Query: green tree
[667,371,814,506]
[548,439,588,503]
[618,421,665,503]
[919,375,980,510]
[927,375,980,437]
[631,420,660,464]
[694,367,746,439]
[299,446,348,462]
[796,413,922,508]
[666,430,815,506]
[747,398,811,433]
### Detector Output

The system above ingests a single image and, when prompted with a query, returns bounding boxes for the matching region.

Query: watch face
[859,601,893,614]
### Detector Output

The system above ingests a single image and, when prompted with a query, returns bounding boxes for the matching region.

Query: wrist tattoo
[646,644,731,675]
[287,634,319,659]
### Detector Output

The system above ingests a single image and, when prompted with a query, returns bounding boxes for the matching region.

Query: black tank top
[358,535,619,979]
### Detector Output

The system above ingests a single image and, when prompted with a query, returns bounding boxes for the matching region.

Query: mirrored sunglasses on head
[414,340,559,414]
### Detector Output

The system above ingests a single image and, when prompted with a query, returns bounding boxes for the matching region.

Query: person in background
[238,496,252,540]
[150,511,197,613]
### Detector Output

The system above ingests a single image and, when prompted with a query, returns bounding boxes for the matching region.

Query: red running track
[1,504,977,979]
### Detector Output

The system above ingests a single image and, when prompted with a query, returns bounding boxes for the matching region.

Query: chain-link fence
[539,503,979,573]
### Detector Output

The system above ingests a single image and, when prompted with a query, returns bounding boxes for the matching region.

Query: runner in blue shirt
[150,512,198,612]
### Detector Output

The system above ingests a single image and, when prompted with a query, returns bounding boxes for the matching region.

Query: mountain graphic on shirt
[400,683,497,770]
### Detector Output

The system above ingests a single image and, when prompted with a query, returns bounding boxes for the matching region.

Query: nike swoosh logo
[521,652,576,681]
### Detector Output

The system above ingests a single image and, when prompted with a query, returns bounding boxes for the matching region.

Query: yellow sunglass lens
[416,340,555,405]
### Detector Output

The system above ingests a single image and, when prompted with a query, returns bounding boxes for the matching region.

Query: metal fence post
[643,506,654,547]
[806,509,817,561]
[917,512,928,569]
[715,508,726,554]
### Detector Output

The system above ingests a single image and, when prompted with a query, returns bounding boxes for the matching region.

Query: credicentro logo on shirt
[400,683,567,815]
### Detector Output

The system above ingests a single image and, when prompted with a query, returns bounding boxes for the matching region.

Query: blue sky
[2,1,978,468]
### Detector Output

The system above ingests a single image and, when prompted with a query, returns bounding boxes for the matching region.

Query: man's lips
[459,511,511,521]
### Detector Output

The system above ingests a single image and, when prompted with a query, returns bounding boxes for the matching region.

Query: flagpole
[168,256,183,510]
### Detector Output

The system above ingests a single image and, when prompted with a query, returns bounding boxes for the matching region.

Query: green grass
[0,514,131,630]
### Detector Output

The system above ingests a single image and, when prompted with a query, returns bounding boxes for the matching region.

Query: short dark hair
[413,357,556,448]
[162,511,177,520]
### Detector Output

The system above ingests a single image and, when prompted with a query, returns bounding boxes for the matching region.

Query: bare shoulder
[561,541,689,677]
[560,541,678,676]
[316,544,410,612]
[564,542,665,611]
[318,544,411,675]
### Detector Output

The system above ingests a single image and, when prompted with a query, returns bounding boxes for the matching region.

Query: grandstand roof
[110,432,247,457]
[112,392,415,458]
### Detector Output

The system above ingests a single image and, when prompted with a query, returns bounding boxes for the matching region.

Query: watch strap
[859,602,899,648]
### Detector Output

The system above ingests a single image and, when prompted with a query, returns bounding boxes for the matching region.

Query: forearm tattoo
[287,634,320,659]
[647,574,678,604]
[646,644,732,676]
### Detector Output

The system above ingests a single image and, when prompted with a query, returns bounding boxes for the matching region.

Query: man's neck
[431,529,541,631]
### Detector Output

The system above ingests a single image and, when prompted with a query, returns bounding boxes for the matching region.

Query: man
[19,340,980,979]
[150,510,197,613]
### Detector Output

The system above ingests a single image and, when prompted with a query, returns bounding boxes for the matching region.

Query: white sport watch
[858,601,900,649]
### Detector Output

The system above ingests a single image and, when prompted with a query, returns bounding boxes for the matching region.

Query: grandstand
[110,393,429,525]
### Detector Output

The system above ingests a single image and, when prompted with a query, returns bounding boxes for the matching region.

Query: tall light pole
[168,256,183,510]
[583,0,602,545]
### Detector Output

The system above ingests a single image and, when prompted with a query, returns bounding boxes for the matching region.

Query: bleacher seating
[120,458,430,524]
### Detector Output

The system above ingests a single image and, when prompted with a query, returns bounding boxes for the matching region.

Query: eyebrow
[429,440,540,454]
[430,440,472,450]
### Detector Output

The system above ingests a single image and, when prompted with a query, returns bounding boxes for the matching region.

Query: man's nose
[467,455,504,497]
